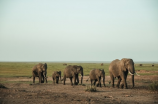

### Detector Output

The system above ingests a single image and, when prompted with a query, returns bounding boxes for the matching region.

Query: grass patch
[149,81,158,91]
[85,85,96,92]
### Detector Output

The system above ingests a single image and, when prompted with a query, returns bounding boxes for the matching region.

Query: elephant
[74,65,83,84]
[109,58,139,89]
[63,65,83,86]
[87,69,105,87]
[94,69,106,87]
[52,71,61,84]
[32,63,47,83]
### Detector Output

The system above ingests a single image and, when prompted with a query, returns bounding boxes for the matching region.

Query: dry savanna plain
[0,62,158,104]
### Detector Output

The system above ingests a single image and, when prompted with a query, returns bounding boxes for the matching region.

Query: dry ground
[0,74,158,104]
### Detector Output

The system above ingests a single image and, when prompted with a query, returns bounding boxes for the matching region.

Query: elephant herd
[32,58,140,89]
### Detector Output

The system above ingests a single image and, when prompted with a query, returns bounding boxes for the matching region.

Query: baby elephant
[52,71,61,84]
[89,69,105,87]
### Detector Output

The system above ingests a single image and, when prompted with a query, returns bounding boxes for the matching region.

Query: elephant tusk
[129,71,134,75]
[135,72,140,76]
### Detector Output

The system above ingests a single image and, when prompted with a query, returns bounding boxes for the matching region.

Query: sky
[0,0,158,62]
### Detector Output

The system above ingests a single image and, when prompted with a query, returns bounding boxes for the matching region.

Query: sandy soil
[0,74,158,104]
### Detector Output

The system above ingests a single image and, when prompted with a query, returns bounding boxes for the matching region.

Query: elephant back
[64,65,77,77]
[89,69,99,80]
[52,71,60,78]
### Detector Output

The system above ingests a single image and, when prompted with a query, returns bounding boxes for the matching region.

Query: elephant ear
[44,63,47,69]
[120,58,127,71]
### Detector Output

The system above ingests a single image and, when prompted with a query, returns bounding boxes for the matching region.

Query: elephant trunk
[129,66,135,88]
[81,71,83,84]
[132,75,134,88]
[103,75,105,87]
[128,65,135,88]
[43,72,47,83]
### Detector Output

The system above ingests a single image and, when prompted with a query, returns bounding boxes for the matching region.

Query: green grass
[0,62,157,78]
[148,81,158,91]
[85,85,97,92]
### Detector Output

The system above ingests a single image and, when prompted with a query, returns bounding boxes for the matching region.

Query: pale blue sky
[0,0,158,62]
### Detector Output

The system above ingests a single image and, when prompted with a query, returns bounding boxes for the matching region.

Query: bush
[0,84,7,89]
[149,81,158,91]
[85,85,96,92]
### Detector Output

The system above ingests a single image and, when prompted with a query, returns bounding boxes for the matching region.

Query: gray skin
[32,63,47,83]
[89,69,105,87]
[109,58,135,89]
[42,63,47,83]
[63,65,83,86]
[94,69,106,87]
[74,65,83,84]
[52,71,60,84]
[58,71,62,81]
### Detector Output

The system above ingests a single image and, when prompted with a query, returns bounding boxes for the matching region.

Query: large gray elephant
[109,58,139,89]
[52,71,61,84]
[63,65,83,86]
[88,69,105,87]
[32,63,47,83]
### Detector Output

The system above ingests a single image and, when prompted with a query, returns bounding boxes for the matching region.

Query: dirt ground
[0,75,158,104]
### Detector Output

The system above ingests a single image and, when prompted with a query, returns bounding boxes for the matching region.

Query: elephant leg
[95,80,99,87]
[39,77,41,83]
[99,77,101,87]
[91,79,93,86]
[39,74,42,83]
[120,83,124,88]
[124,71,128,89]
[44,75,47,83]
[94,80,96,86]
[42,76,44,83]
[76,74,79,85]
[116,76,121,88]
[60,75,61,81]
[110,74,114,87]
[41,73,44,83]
[45,77,47,83]
[96,77,101,87]
[121,73,128,89]
[70,77,73,86]
[56,78,58,84]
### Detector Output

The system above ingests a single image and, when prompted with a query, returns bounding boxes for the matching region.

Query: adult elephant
[63,65,83,86]
[52,71,60,84]
[32,63,47,83]
[109,58,139,89]
[88,69,105,87]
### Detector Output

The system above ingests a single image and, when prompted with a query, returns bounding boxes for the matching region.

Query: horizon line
[0,61,157,64]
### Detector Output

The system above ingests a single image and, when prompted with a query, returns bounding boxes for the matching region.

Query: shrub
[0,84,7,89]
[85,85,96,92]
[149,81,158,91]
